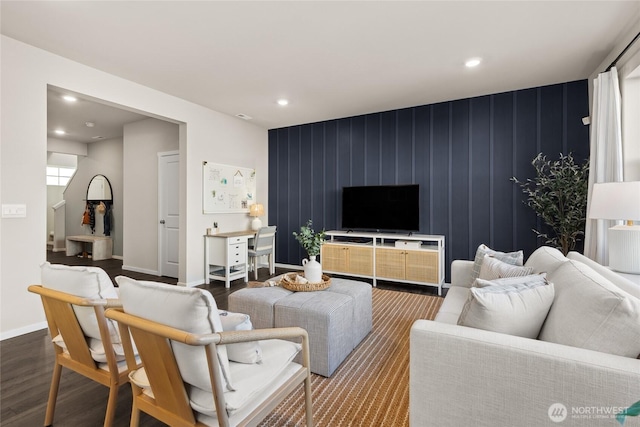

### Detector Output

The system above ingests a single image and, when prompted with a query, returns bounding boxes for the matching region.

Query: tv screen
[341,185,420,232]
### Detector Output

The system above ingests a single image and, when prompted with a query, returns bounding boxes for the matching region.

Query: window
[46,166,75,186]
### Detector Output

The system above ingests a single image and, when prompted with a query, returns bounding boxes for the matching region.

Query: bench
[65,235,113,261]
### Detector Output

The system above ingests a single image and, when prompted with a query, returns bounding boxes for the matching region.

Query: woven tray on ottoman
[280,272,331,292]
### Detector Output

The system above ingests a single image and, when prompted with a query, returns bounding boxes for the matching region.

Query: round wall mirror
[86,174,113,201]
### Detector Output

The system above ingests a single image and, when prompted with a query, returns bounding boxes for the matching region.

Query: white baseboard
[274,263,303,271]
[1,321,48,341]
[52,247,66,252]
[181,280,203,287]
[112,255,123,260]
[121,265,159,276]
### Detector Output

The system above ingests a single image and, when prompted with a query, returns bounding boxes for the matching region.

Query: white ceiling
[3,1,639,131]
[47,86,150,143]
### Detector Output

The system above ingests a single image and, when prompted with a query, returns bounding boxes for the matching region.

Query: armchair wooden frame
[28,285,138,427]
[106,307,313,427]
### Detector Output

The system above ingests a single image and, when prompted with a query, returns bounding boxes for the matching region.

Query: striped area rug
[259,288,443,427]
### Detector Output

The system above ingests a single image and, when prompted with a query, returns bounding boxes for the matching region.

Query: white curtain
[584,67,624,264]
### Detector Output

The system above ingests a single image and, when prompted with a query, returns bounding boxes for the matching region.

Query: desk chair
[109,276,313,427]
[248,226,277,280]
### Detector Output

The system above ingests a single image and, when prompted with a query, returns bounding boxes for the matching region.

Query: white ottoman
[228,278,372,377]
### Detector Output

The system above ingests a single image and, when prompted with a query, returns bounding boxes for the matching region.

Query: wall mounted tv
[341,184,420,233]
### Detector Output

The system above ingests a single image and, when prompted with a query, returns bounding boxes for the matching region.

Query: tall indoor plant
[512,152,589,255]
[293,219,326,283]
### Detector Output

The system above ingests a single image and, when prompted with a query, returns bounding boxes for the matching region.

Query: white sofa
[410,247,640,427]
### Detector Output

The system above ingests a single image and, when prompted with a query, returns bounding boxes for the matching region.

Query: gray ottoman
[228,278,372,377]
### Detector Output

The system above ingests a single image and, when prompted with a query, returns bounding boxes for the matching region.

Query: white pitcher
[302,256,322,283]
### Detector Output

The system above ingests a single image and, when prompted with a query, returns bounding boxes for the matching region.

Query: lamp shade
[249,203,264,217]
[589,181,640,221]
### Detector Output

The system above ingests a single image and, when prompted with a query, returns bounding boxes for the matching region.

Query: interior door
[158,151,179,278]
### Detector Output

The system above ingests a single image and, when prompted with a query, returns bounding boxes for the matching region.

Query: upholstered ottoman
[228,278,372,377]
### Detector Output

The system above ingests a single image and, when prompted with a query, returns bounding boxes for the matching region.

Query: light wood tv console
[321,231,445,295]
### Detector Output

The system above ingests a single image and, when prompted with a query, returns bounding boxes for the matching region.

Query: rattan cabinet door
[321,244,349,272]
[375,248,406,280]
[346,246,373,276]
[405,250,438,283]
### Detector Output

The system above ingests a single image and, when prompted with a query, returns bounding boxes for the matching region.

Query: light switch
[2,204,27,218]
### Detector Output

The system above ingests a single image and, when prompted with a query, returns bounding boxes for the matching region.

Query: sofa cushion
[219,311,262,364]
[524,246,567,274]
[470,244,523,282]
[41,262,120,344]
[567,251,640,299]
[115,276,235,391]
[539,260,640,358]
[478,256,534,280]
[434,286,469,324]
[457,280,555,338]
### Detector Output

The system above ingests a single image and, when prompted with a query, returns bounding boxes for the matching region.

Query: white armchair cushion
[470,244,523,281]
[478,256,534,280]
[189,339,301,416]
[115,276,235,391]
[41,262,120,344]
[540,260,640,358]
[219,311,263,364]
[458,280,555,338]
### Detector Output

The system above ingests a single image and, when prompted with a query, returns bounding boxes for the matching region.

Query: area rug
[259,288,443,426]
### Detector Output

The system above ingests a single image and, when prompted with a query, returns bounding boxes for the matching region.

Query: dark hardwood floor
[0,250,441,426]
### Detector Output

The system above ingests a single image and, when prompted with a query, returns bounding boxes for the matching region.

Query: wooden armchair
[28,284,137,427]
[108,276,313,427]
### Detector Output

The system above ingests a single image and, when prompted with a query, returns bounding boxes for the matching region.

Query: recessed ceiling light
[54,129,66,135]
[85,121,95,127]
[277,99,289,106]
[235,113,252,120]
[465,58,482,68]
[62,95,77,102]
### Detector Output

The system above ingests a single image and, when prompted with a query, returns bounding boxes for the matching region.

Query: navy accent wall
[268,80,590,281]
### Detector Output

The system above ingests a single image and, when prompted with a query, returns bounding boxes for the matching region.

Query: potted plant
[511,152,589,255]
[293,220,326,283]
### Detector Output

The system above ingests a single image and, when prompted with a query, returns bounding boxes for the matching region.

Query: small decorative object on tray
[248,280,280,288]
[280,272,331,292]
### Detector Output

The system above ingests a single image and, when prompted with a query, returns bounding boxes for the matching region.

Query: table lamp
[588,181,640,274]
[249,203,264,230]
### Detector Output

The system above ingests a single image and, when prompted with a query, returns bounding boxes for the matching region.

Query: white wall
[122,118,179,274]
[0,36,268,339]
[63,137,125,255]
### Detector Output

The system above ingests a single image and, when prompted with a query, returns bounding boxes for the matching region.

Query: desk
[66,235,113,261]
[204,230,255,288]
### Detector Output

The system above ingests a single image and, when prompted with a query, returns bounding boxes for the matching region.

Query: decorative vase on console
[293,219,326,284]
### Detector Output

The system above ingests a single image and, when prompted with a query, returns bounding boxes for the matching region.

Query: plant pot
[302,255,322,283]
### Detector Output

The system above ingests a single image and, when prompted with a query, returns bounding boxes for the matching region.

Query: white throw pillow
[524,246,567,274]
[539,261,640,358]
[219,310,263,364]
[41,262,120,344]
[458,280,555,338]
[115,276,235,391]
[473,273,547,288]
[478,255,535,281]
[471,244,523,281]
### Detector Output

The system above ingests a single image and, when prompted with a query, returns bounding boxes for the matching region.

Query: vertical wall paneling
[269,80,589,281]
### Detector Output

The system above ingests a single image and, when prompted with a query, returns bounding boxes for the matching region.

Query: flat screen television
[341,185,420,232]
